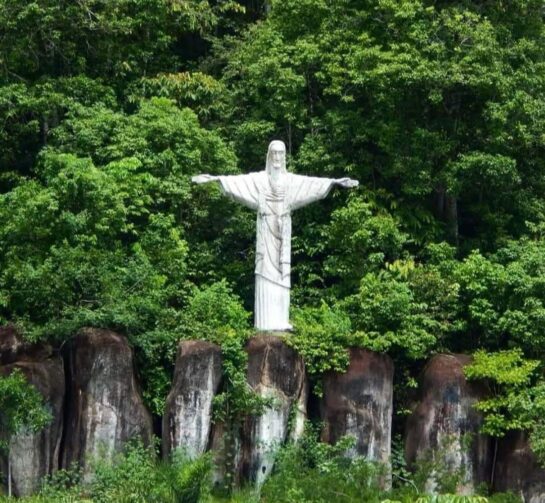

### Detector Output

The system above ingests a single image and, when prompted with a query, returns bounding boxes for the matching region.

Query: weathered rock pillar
[493,431,545,502]
[0,357,65,497]
[62,328,153,474]
[320,348,394,485]
[162,340,222,459]
[405,353,492,494]
[240,334,308,485]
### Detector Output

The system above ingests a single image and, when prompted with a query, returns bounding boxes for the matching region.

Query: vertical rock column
[240,335,308,485]
[493,431,545,502]
[162,340,222,459]
[321,348,394,485]
[0,357,65,497]
[62,328,153,474]
[405,354,492,494]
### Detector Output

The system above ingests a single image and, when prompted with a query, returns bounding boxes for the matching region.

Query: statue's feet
[255,323,293,332]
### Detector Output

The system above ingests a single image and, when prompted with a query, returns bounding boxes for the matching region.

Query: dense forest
[1,0,545,501]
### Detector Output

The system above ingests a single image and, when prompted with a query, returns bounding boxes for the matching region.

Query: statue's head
[266,140,287,176]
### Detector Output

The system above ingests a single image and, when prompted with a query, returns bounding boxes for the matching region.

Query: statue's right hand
[192,174,218,184]
[336,177,359,189]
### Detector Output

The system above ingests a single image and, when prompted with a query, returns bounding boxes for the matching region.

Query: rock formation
[493,431,545,502]
[0,326,64,497]
[0,357,65,497]
[405,353,492,494]
[0,325,52,365]
[163,340,222,459]
[321,348,394,485]
[239,335,308,485]
[62,328,153,474]
[7,322,544,498]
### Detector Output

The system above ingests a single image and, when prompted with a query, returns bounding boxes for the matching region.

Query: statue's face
[270,144,285,171]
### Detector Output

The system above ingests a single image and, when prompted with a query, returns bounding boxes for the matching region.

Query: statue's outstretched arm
[192,174,220,184]
[193,173,260,210]
[335,177,359,189]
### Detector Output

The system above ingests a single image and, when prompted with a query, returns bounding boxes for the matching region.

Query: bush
[260,425,386,503]
[34,440,212,503]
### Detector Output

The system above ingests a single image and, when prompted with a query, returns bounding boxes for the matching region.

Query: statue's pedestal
[211,334,307,487]
[241,335,307,484]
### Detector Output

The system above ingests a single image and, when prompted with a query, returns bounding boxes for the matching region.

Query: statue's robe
[218,171,336,331]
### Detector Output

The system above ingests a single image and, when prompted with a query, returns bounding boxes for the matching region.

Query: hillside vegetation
[1,0,545,500]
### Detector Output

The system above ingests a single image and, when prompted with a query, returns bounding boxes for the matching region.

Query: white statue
[192,140,358,331]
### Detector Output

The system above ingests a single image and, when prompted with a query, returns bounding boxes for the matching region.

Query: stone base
[321,348,394,488]
[62,328,153,475]
[405,354,492,495]
[163,340,222,459]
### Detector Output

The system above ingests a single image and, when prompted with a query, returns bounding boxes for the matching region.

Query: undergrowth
[0,433,521,503]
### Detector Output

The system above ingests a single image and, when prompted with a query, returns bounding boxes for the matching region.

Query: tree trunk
[445,192,459,246]
[434,186,459,246]
[7,457,11,498]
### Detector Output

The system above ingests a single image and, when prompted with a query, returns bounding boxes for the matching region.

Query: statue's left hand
[336,177,359,189]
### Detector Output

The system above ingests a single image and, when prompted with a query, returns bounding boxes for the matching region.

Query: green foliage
[141,280,254,416]
[342,258,461,359]
[413,496,489,503]
[0,77,116,183]
[464,348,545,469]
[260,426,387,503]
[37,440,212,502]
[179,281,251,342]
[127,72,228,122]
[0,95,244,415]
[0,368,51,452]
[324,194,408,292]
[211,328,268,421]
[0,97,235,333]
[464,349,545,462]
[90,442,212,503]
[453,240,545,354]
[166,281,267,492]
[258,427,514,503]
[0,0,241,85]
[174,281,266,423]
[390,434,415,491]
[288,303,351,395]
[465,349,540,391]
[1,0,545,497]
[1,441,519,503]
[38,463,84,501]
[486,495,523,503]
[219,0,545,251]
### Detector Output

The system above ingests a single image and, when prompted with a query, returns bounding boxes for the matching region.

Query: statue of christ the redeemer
[192,140,358,331]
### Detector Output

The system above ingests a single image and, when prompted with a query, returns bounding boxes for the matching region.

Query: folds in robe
[218,172,335,287]
[218,171,335,330]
